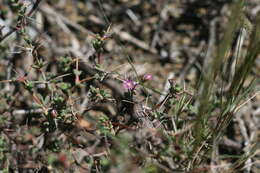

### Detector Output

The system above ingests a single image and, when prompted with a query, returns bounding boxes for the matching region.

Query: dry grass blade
[193,0,245,151]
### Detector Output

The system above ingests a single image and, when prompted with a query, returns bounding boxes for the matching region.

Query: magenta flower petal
[123,79,136,90]
[143,73,153,81]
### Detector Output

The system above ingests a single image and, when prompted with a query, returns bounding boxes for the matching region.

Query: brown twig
[0,127,17,144]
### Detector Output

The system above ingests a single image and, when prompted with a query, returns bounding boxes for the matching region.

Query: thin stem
[0,0,43,43]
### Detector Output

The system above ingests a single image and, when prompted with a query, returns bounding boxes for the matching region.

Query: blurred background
[0,0,259,172]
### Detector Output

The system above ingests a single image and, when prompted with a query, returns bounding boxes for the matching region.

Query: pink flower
[123,79,137,91]
[143,73,153,81]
